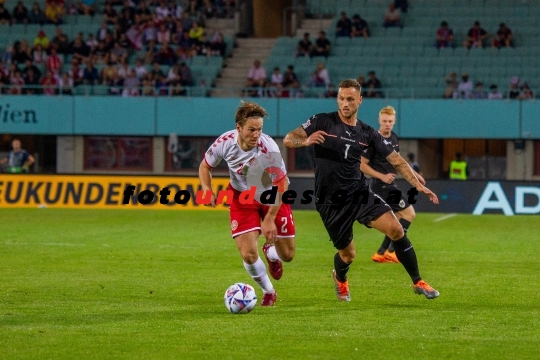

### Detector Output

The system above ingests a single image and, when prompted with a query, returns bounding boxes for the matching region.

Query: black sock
[390,219,412,253]
[377,236,392,255]
[334,252,351,282]
[393,235,422,284]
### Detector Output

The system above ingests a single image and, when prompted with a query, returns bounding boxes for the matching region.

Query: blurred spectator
[150,61,166,80]
[436,21,453,48]
[52,27,70,54]
[351,14,369,39]
[77,0,96,16]
[463,21,488,48]
[134,58,147,79]
[86,33,98,51]
[166,63,180,81]
[117,59,130,78]
[96,22,112,42]
[22,59,42,79]
[181,11,193,32]
[68,59,83,86]
[189,21,204,42]
[168,0,183,19]
[210,32,227,57]
[383,3,401,28]
[58,72,73,95]
[71,37,90,63]
[32,44,47,63]
[357,75,367,97]
[103,3,118,24]
[308,62,330,88]
[141,73,156,96]
[100,61,116,83]
[122,69,140,97]
[23,68,40,94]
[282,65,301,98]
[0,2,12,24]
[45,0,65,25]
[155,0,169,20]
[454,72,473,98]
[194,34,212,56]
[296,33,312,58]
[10,70,25,94]
[267,66,283,97]
[471,82,487,99]
[156,74,168,95]
[13,41,31,64]
[444,72,458,98]
[394,0,408,13]
[91,40,109,64]
[143,40,158,64]
[520,82,534,99]
[155,41,176,65]
[137,1,152,21]
[41,70,57,95]
[46,47,62,75]
[311,31,331,57]
[34,30,50,50]
[507,76,521,99]
[157,23,172,44]
[366,70,382,98]
[245,59,266,96]
[83,61,99,85]
[168,73,186,96]
[108,71,124,95]
[28,2,44,24]
[490,23,512,48]
[179,62,193,86]
[488,84,503,99]
[202,0,215,18]
[12,1,28,24]
[110,41,128,63]
[324,84,338,98]
[336,12,352,37]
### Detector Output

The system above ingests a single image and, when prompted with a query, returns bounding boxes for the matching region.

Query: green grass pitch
[1,209,539,359]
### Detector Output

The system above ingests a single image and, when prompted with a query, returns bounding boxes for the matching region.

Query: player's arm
[386,151,438,204]
[283,126,327,148]
[360,156,395,184]
[0,157,7,165]
[24,154,35,169]
[198,159,217,207]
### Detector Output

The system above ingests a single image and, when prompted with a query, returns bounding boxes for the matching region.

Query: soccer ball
[224,283,257,314]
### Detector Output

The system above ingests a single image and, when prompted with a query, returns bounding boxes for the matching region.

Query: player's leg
[369,211,439,299]
[234,231,277,306]
[261,204,296,280]
[370,186,397,263]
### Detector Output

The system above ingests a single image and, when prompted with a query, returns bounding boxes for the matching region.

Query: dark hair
[338,79,361,92]
[441,21,448,26]
[456,152,463,160]
[235,101,268,126]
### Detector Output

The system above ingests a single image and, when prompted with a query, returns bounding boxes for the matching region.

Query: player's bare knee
[242,252,259,264]
[388,223,405,240]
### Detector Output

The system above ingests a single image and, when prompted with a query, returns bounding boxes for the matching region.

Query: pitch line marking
[433,213,457,222]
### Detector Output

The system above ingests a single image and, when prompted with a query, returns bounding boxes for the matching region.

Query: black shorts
[316,188,392,250]
[370,180,411,213]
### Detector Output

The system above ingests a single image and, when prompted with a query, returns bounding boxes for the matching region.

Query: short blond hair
[379,106,396,116]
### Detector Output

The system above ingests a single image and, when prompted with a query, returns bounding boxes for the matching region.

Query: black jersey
[361,131,399,186]
[302,111,394,205]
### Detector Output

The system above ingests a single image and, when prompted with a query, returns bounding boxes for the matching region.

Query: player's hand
[419,185,439,204]
[381,173,395,184]
[416,174,426,185]
[261,216,277,242]
[203,191,217,208]
[305,130,329,146]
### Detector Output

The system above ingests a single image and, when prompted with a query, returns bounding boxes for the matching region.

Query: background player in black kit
[361,106,426,263]
[284,79,440,301]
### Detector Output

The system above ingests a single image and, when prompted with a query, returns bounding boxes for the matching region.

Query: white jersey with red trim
[204,130,287,193]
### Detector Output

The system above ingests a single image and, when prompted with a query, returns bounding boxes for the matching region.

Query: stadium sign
[472,182,540,215]
[0,103,37,124]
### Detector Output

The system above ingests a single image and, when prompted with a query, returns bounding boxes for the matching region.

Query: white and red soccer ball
[224,283,257,314]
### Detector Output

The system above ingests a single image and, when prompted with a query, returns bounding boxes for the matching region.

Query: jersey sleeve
[301,113,323,137]
[370,129,395,157]
[361,146,373,160]
[204,138,224,168]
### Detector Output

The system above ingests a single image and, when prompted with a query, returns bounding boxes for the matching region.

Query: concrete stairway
[294,18,333,37]
[211,38,277,98]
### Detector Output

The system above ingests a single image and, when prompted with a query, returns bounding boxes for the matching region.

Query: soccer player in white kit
[199,101,296,306]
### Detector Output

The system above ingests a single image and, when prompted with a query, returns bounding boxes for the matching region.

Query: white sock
[243,258,274,294]
[266,245,281,262]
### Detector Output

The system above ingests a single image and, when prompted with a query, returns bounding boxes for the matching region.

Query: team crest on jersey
[231,220,238,231]
[399,199,406,208]
[383,139,391,145]
[301,119,311,129]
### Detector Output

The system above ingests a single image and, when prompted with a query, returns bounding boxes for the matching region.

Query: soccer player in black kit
[361,106,425,263]
[284,79,440,301]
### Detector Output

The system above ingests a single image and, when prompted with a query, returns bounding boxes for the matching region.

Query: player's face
[337,87,362,119]
[236,117,263,151]
[12,140,21,151]
[378,114,396,135]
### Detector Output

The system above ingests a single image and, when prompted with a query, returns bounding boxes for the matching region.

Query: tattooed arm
[386,151,439,204]
[283,126,328,148]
